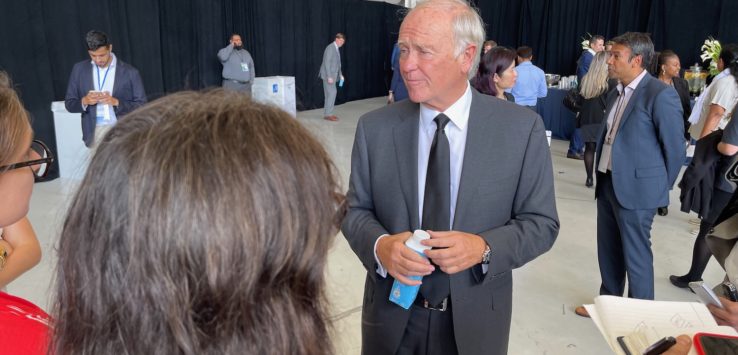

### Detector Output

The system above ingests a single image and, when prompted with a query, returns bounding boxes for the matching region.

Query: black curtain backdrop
[477,0,738,77]
[2,0,738,181]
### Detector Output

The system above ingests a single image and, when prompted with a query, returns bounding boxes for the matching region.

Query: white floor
[14,97,725,354]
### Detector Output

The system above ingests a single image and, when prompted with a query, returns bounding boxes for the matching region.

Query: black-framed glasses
[0,140,55,179]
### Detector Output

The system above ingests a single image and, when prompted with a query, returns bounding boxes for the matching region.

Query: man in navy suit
[577,33,684,316]
[65,30,146,148]
[568,35,606,160]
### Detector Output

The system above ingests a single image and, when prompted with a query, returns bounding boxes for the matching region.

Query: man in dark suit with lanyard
[341,1,559,354]
[65,30,146,148]
[576,32,684,317]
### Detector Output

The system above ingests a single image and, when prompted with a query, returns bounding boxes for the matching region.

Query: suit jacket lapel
[84,61,95,93]
[616,73,650,130]
[393,106,421,229]
[112,61,121,97]
[453,90,488,230]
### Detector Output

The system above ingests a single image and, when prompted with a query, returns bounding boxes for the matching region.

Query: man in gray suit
[341,1,559,354]
[218,33,255,95]
[576,33,684,317]
[319,33,345,121]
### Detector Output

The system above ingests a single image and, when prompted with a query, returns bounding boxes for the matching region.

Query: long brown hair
[0,71,31,168]
[52,90,342,355]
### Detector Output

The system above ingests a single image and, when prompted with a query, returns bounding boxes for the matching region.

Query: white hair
[411,0,486,79]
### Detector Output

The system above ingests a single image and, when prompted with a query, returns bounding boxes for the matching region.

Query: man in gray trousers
[218,33,255,95]
[319,33,345,121]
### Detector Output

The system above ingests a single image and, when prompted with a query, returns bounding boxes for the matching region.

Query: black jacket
[680,130,724,217]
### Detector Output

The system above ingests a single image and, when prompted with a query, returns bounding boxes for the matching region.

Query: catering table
[534,87,576,140]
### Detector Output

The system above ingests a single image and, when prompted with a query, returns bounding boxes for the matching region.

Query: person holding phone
[64,30,146,148]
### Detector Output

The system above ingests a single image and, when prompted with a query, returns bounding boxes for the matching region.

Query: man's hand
[422,231,487,274]
[661,335,692,355]
[81,91,100,106]
[97,92,119,106]
[376,231,434,286]
[327,77,335,84]
[708,297,738,330]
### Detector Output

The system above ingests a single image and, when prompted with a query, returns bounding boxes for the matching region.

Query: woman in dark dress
[656,50,692,141]
[653,50,692,216]
[471,46,517,102]
[577,51,612,187]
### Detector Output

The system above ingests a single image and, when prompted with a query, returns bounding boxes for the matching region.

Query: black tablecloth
[534,87,576,140]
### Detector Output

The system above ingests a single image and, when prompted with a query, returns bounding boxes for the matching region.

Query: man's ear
[460,44,477,75]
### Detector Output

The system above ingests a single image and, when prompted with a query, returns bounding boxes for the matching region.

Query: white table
[50,102,89,181]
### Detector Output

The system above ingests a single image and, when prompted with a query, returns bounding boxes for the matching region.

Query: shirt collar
[91,53,117,69]
[518,61,532,67]
[419,83,472,131]
[587,48,597,56]
[617,68,648,95]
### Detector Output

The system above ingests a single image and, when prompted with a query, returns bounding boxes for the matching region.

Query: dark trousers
[395,300,458,355]
[596,172,657,299]
[568,128,584,154]
[222,79,252,95]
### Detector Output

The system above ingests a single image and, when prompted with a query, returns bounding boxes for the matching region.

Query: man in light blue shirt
[510,46,547,109]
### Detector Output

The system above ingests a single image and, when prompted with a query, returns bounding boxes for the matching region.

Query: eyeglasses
[0,140,55,179]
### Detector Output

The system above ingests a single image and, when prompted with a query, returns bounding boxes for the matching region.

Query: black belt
[413,297,449,311]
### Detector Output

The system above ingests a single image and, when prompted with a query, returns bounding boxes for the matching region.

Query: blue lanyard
[96,64,111,91]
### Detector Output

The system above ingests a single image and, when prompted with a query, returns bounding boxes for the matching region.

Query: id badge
[597,142,612,173]
[240,62,249,72]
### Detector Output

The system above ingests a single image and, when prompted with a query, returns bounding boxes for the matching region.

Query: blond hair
[579,51,611,99]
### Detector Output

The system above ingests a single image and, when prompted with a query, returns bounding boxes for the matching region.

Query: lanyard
[96,64,111,92]
[606,91,627,144]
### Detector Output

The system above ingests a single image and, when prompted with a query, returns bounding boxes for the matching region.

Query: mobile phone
[689,281,723,308]
[722,281,738,302]
[693,333,738,355]
[643,336,677,355]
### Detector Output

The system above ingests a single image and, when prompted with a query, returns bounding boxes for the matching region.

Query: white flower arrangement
[700,37,722,76]
[581,33,592,51]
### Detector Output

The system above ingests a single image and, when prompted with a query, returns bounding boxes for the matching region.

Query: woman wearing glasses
[0,75,50,287]
[0,72,51,353]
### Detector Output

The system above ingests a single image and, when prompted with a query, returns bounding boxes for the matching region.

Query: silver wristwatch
[481,244,491,265]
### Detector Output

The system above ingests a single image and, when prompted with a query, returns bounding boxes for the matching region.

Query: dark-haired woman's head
[472,46,517,98]
[52,90,343,355]
[719,43,738,72]
[655,50,681,79]
[0,72,34,227]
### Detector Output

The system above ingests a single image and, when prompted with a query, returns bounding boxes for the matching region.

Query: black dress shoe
[567,152,584,160]
[669,275,701,289]
[585,177,593,188]
[657,206,668,216]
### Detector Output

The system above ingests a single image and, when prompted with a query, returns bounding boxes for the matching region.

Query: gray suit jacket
[595,73,685,209]
[64,58,147,147]
[341,89,559,355]
[319,42,342,81]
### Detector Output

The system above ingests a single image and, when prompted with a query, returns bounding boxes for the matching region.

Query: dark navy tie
[419,113,451,305]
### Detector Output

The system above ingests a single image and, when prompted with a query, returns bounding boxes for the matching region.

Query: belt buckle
[423,298,448,312]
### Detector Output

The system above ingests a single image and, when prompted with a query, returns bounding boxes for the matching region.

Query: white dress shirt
[374,84,473,277]
[91,53,118,126]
